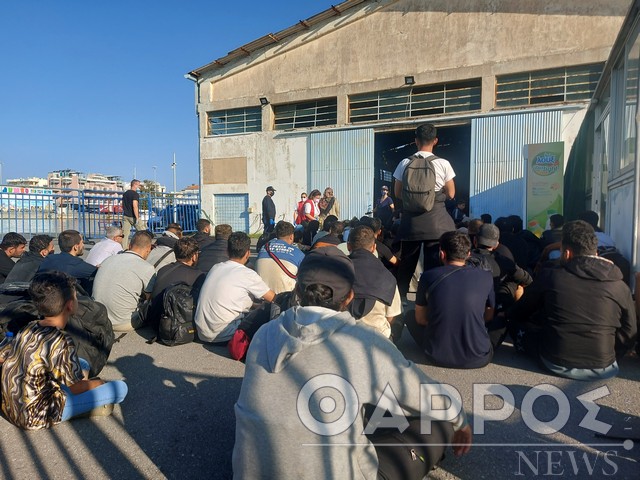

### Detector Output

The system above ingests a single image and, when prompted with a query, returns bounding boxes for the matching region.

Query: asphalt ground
[1,321,639,480]
[0,240,639,479]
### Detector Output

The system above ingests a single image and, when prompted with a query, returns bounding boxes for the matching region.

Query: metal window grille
[207,107,262,135]
[273,99,337,130]
[496,63,604,108]
[349,80,481,124]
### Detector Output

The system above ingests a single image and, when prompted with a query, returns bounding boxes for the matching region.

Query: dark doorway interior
[374,124,471,212]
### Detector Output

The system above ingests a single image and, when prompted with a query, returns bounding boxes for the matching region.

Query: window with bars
[349,80,481,124]
[207,107,262,135]
[495,63,604,108]
[273,99,337,130]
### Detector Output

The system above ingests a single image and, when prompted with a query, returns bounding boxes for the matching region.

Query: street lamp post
[152,165,157,190]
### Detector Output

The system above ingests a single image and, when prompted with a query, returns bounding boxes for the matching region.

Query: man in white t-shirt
[393,123,456,299]
[195,232,276,343]
[86,226,124,267]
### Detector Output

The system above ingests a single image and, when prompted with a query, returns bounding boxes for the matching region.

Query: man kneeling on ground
[233,247,471,479]
[195,232,275,343]
[509,220,636,380]
[404,230,496,369]
[0,272,127,429]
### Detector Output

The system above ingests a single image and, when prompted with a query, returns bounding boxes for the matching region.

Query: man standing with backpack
[393,123,456,299]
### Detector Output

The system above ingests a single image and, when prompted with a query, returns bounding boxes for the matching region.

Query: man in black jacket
[5,235,54,283]
[198,224,232,273]
[262,186,276,234]
[509,220,636,381]
[0,232,27,283]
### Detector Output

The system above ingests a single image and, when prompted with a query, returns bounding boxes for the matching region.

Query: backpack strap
[426,266,464,297]
[154,248,174,268]
[265,241,297,279]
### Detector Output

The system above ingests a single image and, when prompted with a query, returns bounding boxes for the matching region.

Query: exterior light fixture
[404,76,415,85]
[259,97,269,106]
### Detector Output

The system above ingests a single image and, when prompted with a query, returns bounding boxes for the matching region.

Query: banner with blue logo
[524,142,564,237]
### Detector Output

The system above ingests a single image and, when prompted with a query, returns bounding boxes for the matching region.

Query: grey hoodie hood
[262,306,355,373]
[564,255,622,282]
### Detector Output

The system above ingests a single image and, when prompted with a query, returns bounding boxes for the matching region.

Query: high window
[273,99,337,130]
[207,107,262,135]
[496,63,604,108]
[349,80,481,124]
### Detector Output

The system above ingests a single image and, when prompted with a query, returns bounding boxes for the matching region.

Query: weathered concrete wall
[197,0,629,114]
[200,132,308,228]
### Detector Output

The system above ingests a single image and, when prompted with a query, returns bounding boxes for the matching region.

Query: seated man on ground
[5,234,53,283]
[149,237,205,327]
[86,226,124,267]
[358,216,398,268]
[470,223,532,312]
[197,224,232,273]
[0,272,127,430]
[192,219,215,249]
[312,220,344,250]
[404,231,496,369]
[255,221,304,294]
[147,222,183,271]
[233,247,471,479]
[347,225,402,340]
[93,231,156,332]
[0,232,27,283]
[38,230,97,294]
[195,232,275,343]
[311,214,338,245]
[509,220,637,381]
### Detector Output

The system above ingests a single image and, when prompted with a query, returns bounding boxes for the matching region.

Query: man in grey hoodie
[233,247,472,479]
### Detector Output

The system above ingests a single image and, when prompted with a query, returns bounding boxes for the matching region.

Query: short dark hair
[130,230,153,249]
[174,237,199,261]
[480,213,492,224]
[507,215,523,233]
[439,231,471,262]
[58,230,82,253]
[550,214,564,229]
[29,271,76,317]
[297,284,346,310]
[578,211,600,230]
[131,179,140,187]
[330,221,345,236]
[415,123,437,145]
[1,232,27,250]
[196,219,211,232]
[275,221,295,239]
[29,235,53,254]
[494,217,509,233]
[214,224,232,240]
[227,232,251,259]
[348,225,375,250]
[359,216,382,233]
[322,215,339,232]
[562,220,597,257]
[167,222,183,233]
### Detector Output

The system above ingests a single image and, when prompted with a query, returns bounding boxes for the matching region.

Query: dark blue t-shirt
[416,265,495,368]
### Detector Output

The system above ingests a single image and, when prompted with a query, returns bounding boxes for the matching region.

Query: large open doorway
[374,124,471,212]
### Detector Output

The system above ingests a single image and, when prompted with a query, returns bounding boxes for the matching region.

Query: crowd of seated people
[0,194,638,479]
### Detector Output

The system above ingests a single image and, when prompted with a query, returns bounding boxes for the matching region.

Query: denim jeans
[60,358,128,421]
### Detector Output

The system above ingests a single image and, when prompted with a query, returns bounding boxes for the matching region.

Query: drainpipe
[184,72,202,218]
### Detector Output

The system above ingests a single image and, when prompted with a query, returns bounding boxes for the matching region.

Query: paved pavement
[1,323,639,479]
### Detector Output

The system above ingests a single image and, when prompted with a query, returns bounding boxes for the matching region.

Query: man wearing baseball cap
[262,186,276,234]
[233,246,471,479]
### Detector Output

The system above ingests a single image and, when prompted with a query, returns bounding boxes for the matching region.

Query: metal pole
[0,161,3,185]
[171,153,177,193]
[153,165,157,189]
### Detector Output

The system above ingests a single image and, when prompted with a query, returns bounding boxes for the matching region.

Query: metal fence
[0,185,201,241]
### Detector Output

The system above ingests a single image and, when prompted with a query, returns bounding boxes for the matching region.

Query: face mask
[314,198,319,204]
[381,190,388,195]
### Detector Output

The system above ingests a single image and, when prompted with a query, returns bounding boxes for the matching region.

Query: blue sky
[0,1,334,190]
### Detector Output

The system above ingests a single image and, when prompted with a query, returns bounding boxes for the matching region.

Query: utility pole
[152,165,157,190]
[133,164,137,180]
[171,153,177,193]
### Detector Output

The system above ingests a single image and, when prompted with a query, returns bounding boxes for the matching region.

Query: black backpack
[401,154,439,213]
[0,295,114,378]
[158,283,196,346]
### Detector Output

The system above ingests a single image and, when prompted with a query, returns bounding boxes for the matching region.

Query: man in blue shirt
[38,230,97,295]
[256,221,304,294]
[404,230,495,369]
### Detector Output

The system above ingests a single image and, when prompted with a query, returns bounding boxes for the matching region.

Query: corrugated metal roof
[188,0,369,77]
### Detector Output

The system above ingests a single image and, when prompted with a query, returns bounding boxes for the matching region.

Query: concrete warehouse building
[186,0,630,233]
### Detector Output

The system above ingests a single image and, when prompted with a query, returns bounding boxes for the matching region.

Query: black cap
[478,224,500,248]
[266,186,276,192]
[296,247,355,302]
